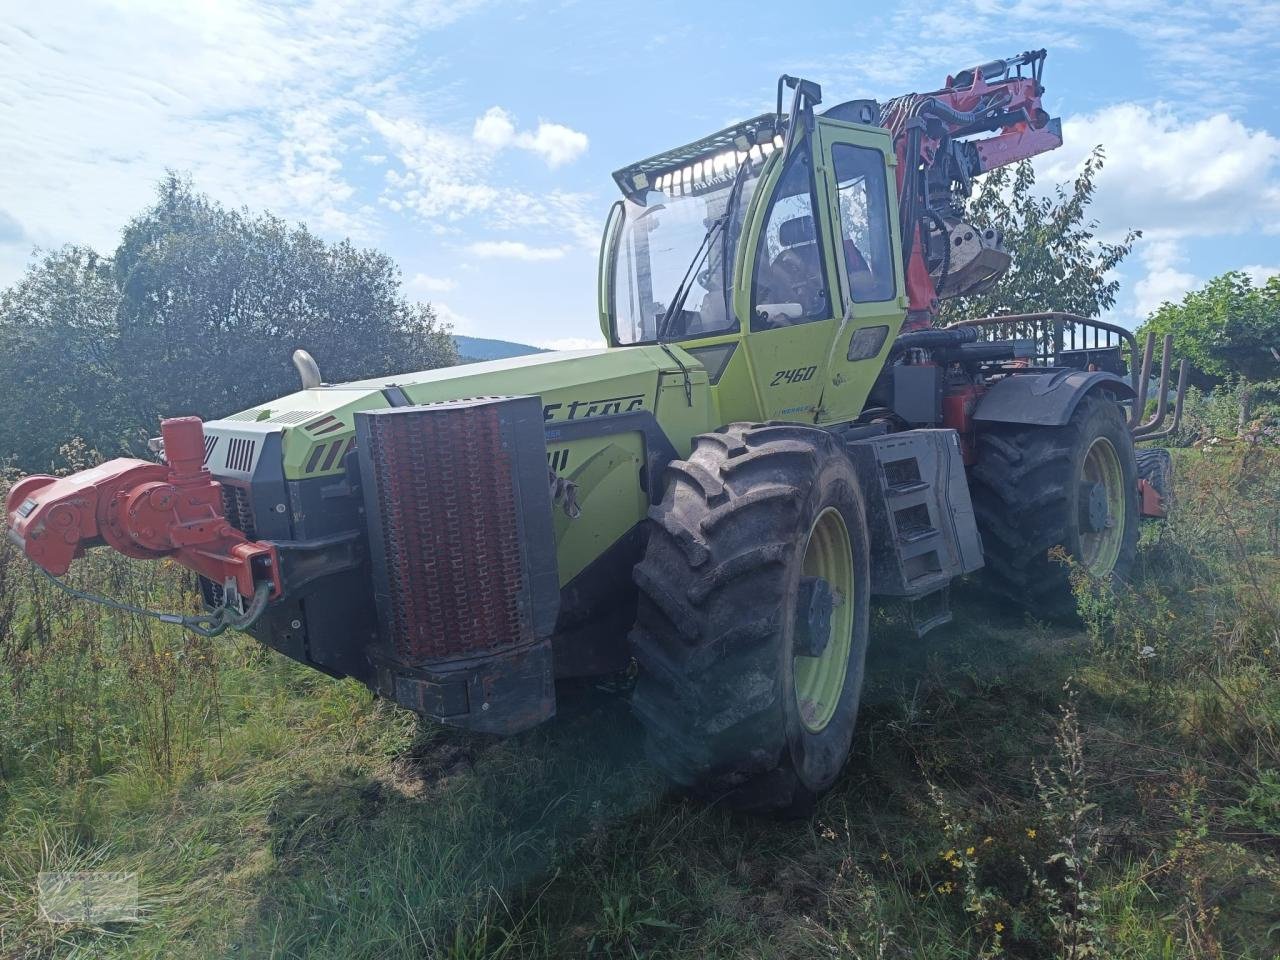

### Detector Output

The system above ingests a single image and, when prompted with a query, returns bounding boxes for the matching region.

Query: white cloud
[1241,264,1280,286]
[0,0,496,285]
[472,107,588,167]
[1028,103,1280,321]
[364,111,598,252]
[431,301,475,334]
[538,336,604,351]
[466,241,566,261]
[473,107,519,150]
[406,273,457,295]
[1038,103,1280,244]
[1132,240,1199,318]
[519,121,590,168]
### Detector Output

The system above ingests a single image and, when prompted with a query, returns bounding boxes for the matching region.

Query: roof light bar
[612,114,783,201]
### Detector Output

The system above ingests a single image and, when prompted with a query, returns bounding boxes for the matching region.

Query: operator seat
[775,215,822,278]
[757,215,824,326]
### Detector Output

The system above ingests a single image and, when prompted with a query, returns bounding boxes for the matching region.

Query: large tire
[1136,447,1173,507]
[970,392,1140,620]
[630,423,870,816]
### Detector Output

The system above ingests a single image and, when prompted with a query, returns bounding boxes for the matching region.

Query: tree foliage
[0,174,456,469]
[940,147,1139,323]
[1138,271,1280,387]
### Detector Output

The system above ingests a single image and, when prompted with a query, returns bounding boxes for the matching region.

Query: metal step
[905,570,951,593]
[905,585,953,638]
[897,523,940,545]
[886,479,930,497]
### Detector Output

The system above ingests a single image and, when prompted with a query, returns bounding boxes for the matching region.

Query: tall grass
[0,449,1277,959]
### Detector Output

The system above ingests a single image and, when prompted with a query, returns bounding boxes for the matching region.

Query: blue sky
[2,0,1279,348]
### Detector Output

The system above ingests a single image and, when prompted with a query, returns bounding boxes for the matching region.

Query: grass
[1,447,1278,959]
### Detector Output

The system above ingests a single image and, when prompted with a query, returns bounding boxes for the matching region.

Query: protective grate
[220,484,257,540]
[363,404,529,663]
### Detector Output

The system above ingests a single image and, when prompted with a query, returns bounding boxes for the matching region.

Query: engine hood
[203,346,698,481]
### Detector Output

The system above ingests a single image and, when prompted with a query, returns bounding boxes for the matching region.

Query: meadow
[1,445,1277,959]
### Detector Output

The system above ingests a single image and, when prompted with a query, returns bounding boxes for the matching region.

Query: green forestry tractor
[6,50,1188,813]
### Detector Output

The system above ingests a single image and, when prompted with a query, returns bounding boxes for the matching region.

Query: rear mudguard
[972,370,1135,428]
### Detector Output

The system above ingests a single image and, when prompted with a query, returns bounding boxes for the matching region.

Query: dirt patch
[381,730,482,799]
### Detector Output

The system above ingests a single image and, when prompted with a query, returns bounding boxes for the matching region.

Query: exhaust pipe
[1136,358,1190,442]
[1130,332,1154,430]
[1132,334,1190,438]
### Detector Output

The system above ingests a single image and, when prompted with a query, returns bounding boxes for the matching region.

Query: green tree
[0,247,132,469]
[0,174,457,469]
[939,147,1139,323]
[1138,270,1280,387]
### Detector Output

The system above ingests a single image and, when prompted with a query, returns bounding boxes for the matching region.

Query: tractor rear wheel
[630,423,870,816]
[970,392,1139,620]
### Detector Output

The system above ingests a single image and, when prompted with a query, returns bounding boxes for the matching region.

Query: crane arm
[881,49,1063,328]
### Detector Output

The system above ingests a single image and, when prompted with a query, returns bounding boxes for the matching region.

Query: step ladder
[846,430,984,638]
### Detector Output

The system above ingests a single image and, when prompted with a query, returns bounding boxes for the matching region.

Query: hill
[454,335,546,361]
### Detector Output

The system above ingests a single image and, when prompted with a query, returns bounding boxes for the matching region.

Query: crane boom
[881,49,1062,328]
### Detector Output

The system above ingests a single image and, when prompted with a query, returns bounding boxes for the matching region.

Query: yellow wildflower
[966,846,975,856]
[994,922,1005,933]
[1026,828,1037,839]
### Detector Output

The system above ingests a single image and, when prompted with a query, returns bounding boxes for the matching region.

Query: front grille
[220,483,257,540]
[357,398,558,665]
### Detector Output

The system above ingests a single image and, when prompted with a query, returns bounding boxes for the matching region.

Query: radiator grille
[220,484,257,540]
[362,403,529,663]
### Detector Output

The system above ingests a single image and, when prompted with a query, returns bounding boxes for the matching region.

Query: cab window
[831,144,895,303]
[751,145,830,330]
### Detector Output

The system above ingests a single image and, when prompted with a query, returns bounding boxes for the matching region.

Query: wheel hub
[1079,480,1110,533]
[794,576,834,659]
[793,507,855,734]
[1079,435,1126,576]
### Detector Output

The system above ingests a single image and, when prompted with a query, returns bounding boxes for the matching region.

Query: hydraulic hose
[917,97,987,126]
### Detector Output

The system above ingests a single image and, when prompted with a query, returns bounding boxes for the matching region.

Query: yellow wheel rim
[793,507,855,733]
[1079,436,1125,576]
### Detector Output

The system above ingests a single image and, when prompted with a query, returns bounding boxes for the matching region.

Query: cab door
[733,135,846,422]
[811,119,906,424]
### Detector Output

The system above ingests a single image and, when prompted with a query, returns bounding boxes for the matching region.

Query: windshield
[610,157,763,344]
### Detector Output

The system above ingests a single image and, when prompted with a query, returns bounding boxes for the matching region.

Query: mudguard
[973,370,1135,428]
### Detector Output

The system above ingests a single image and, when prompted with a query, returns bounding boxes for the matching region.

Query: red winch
[5,416,281,602]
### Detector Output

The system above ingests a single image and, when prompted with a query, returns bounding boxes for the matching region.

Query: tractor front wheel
[630,423,870,816]
[970,392,1139,620]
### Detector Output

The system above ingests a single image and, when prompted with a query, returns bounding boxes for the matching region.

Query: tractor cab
[599,92,906,426]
